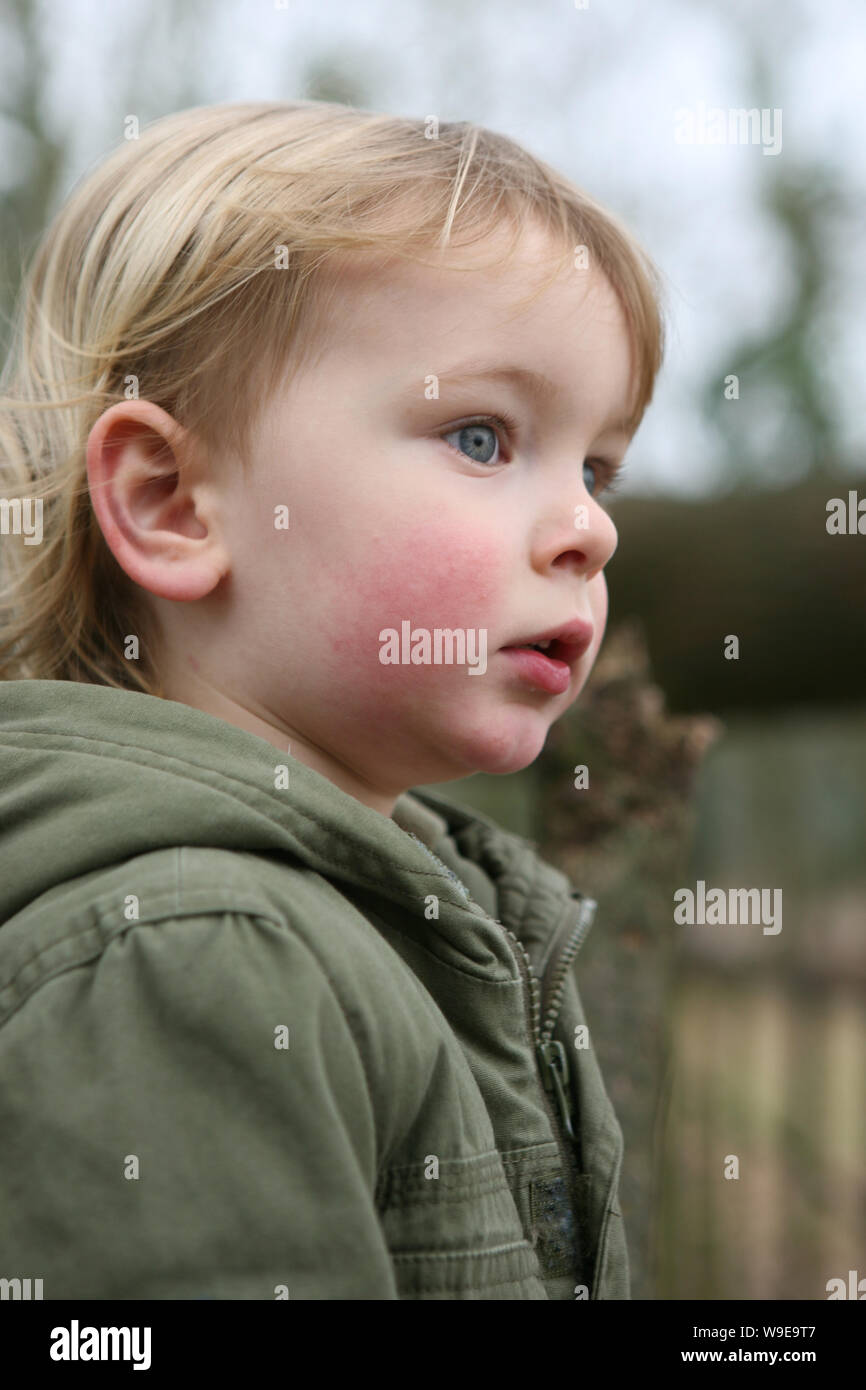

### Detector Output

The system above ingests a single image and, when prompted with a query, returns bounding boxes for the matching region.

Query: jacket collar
[0,680,593,972]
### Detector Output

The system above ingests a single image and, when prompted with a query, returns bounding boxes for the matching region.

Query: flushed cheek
[318,520,507,676]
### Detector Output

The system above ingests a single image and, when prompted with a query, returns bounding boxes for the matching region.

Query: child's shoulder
[0,842,420,1030]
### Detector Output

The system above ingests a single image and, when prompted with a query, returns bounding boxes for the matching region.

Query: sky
[2,0,864,498]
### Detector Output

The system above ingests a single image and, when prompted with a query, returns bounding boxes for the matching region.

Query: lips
[499,618,594,696]
[501,618,594,666]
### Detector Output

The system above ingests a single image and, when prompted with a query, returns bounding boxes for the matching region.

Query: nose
[531,475,619,581]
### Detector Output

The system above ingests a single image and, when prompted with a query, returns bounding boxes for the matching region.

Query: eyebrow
[421,360,634,438]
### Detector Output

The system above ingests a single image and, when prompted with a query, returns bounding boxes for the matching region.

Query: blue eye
[584,458,623,499]
[439,416,625,496]
[443,420,501,465]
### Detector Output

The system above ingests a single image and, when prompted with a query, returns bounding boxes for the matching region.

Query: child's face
[166,221,636,813]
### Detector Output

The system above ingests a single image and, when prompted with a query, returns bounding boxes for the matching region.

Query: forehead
[317,221,619,334]
[293,220,636,429]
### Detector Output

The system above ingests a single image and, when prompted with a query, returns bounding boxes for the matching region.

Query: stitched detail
[376,1142,563,1194]
[392,1239,532,1264]
[0,921,110,1025]
[392,1239,545,1296]
[591,1133,627,1298]
[376,1152,512,1209]
[411,1273,538,1295]
[498,1142,561,1177]
[0,843,366,1003]
[409,1274,542,1296]
[404,833,471,901]
[0,876,384,1130]
[0,893,293,1023]
[378,1148,503,1179]
[592,1202,624,1299]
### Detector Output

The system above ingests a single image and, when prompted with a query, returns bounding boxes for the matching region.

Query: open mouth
[500,621,593,694]
[521,638,565,659]
[500,642,575,694]
[504,632,593,665]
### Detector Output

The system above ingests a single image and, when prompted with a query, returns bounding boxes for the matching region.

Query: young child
[0,101,664,1300]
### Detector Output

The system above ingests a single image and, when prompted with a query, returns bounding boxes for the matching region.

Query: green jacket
[0,679,629,1300]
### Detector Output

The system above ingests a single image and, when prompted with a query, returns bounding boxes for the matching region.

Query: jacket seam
[0,897,296,1010]
[405,1272,543,1296]
[378,1174,512,1208]
[392,1238,534,1263]
[498,1142,561,1175]
[0,900,384,1185]
[377,1143,563,1207]
[0,890,373,1122]
[590,1115,627,1298]
[409,1276,542,1296]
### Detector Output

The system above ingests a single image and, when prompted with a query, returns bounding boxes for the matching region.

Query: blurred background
[2,0,863,1299]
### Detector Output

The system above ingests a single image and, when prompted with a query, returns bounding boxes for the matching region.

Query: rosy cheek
[321,520,505,669]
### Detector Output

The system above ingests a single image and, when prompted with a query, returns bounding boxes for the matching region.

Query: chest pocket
[375,1148,548,1299]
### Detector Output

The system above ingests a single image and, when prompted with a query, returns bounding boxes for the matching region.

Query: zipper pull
[538,1039,575,1140]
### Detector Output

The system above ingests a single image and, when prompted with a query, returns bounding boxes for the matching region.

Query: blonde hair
[0,99,666,696]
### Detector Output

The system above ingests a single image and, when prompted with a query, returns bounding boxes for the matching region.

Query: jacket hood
[0,681,591,964]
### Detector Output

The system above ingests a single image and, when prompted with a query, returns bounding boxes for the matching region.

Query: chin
[450,710,551,777]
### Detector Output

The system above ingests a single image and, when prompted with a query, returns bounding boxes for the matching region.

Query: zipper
[403,819,596,1195]
[496,894,597,1221]
[538,896,595,1142]
[539,896,597,1045]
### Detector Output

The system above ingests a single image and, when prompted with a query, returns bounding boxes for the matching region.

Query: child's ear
[86,399,230,600]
